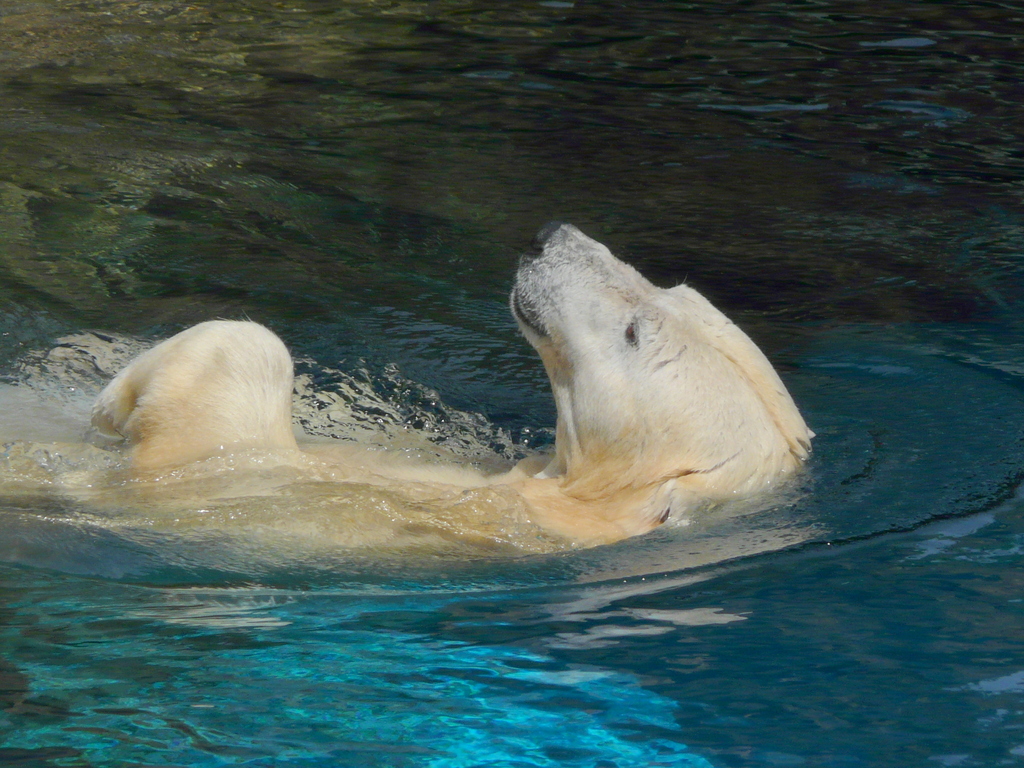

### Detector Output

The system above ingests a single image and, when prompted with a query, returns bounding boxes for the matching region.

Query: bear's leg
[90,320,299,471]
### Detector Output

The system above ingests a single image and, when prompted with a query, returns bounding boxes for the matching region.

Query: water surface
[2,1,1024,765]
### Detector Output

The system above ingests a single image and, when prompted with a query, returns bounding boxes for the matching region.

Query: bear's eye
[625,322,639,348]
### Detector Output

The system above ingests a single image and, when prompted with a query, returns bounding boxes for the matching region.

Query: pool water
[2,1,1024,765]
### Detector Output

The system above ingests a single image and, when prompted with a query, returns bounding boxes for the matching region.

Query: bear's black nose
[531,221,570,252]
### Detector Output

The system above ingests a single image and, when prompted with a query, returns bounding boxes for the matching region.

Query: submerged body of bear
[81,223,812,547]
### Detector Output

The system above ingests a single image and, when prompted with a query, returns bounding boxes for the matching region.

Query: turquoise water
[3,1,1024,765]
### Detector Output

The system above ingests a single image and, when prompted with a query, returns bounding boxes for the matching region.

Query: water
[2,0,1024,765]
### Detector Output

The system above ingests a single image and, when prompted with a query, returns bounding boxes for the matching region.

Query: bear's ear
[664,284,813,461]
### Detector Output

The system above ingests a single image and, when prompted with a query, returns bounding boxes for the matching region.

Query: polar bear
[88,222,812,546]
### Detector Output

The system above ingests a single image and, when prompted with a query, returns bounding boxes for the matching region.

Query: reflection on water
[3,1,1024,766]
[3,1,1024,333]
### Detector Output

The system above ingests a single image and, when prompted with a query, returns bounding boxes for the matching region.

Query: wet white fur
[91,322,299,470]
[88,225,812,545]
[509,224,812,540]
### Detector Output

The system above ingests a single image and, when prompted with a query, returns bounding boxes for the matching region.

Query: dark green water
[2,1,1024,765]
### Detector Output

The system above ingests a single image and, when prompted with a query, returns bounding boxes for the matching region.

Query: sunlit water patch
[0,575,714,767]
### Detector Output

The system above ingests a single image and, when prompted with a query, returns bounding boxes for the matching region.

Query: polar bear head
[511,222,811,534]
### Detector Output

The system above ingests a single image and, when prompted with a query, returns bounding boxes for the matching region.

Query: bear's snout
[531,220,571,251]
